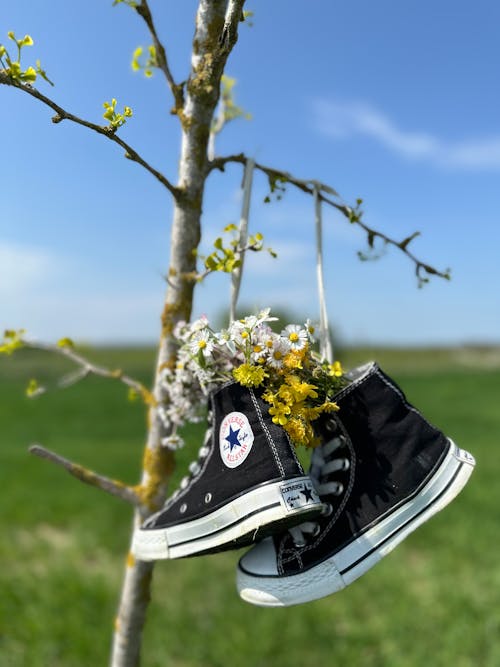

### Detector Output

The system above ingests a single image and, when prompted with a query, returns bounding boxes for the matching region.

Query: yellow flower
[285,374,318,401]
[0,329,25,355]
[283,349,305,370]
[233,363,267,387]
[268,401,290,425]
[284,417,306,444]
[277,384,295,405]
[319,400,339,413]
[329,361,343,377]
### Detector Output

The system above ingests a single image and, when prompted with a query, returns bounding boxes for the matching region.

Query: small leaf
[128,387,139,402]
[204,256,217,271]
[319,183,339,197]
[400,231,420,250]
[21,66,37,82]
[26,378,44,398]
[57,337,74,349]
[197,348,206,368]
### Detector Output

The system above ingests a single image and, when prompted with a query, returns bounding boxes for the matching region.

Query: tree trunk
[110,2,245,664]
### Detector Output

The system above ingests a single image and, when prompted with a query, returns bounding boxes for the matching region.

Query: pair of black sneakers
[132,362,475,607]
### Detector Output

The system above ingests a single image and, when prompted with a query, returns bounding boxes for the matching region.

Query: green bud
[57,337,74,349]
[21,66,37,82]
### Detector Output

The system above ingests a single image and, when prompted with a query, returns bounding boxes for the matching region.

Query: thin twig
[0,72,180,198]
[24,341,155,404]
[136,0,185,112]
[29,443,140,506]
[209,153,450,284]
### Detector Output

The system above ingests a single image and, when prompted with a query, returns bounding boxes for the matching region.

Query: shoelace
[288,435,349,548]
[168,411,213,504]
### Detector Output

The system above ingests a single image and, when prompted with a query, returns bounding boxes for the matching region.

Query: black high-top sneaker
[237,362,475,606]
[132,381,325,560]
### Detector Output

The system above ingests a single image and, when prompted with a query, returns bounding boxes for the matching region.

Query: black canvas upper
[144,381,306,530]
[273,363,450,576]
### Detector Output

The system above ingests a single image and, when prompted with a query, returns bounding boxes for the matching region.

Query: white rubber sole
[237,441,475,606]
[132,476,324,560]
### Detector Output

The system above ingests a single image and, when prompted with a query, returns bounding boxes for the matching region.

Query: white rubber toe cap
[239,537,278,576]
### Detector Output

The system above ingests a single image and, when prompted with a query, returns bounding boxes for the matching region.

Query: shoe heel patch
[454,446,475,466]
[280,480,320,512]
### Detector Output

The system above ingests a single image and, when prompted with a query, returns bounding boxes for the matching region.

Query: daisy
[267,338,290,368]
[229,319,252,346]
[281,324,308,351]
[190,329,214,358]
[304,318,317,342]
[215,328,237,355]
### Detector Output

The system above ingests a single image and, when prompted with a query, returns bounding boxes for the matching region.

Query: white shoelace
[289,435,349,547]
[169,413,213,503]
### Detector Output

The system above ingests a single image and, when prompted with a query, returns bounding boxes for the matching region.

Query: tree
[0,2,449,665]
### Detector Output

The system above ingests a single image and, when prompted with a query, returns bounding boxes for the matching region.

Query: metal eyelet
[325,418,338,433]
[312,524,321,537]
[204,493,212,504]
[293,538,307,548]
[180,503,187,514]
[321,502,334,517]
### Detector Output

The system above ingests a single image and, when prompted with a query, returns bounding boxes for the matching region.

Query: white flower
[161,434,184,450]
[281,324,308,351]
[243,308,278,330]
[250,342,266,363]
[267,338,290,368]
[189,315,209,332]
[215,329,237,355]
[255,307,278,326]
[173,320,189,342]
[157,406,170,427]
[304,318,317,342]
[190,329,214,358]
[229,319,252,346]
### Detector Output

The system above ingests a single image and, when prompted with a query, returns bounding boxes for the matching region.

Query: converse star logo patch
[219,411,254,468]
[280,480,320,511]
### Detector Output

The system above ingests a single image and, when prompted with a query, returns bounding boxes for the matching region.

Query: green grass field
[1,346,499,666]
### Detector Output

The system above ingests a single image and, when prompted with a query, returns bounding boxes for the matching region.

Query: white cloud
[0,241,56,294]
[313,98,500,169]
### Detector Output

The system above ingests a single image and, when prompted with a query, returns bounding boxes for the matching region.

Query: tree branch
[219,0,246,53]
[136,0,185,112]
[209,153,451,285]
[29,443,140,506]
[24,340,156,405]
[0,71,180,198]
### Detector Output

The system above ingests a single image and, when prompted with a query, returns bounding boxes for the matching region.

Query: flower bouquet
[159,308,346,449]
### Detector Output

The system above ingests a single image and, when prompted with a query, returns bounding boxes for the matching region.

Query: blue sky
[1,1,499,346]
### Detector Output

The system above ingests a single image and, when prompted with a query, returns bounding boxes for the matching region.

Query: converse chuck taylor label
[280,480,321,512]
[219,411,255,468]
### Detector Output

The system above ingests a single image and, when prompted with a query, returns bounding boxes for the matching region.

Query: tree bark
[110,2,245,665]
